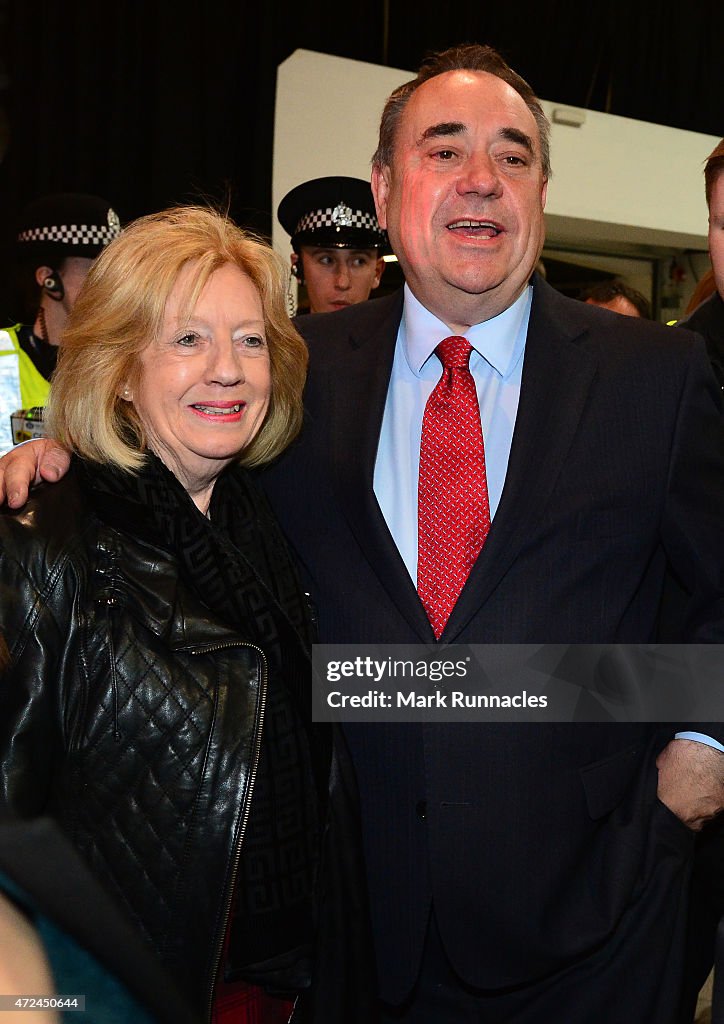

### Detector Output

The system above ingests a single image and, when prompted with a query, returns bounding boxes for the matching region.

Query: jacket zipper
[101,595,122,740]
[194,640,268,1024]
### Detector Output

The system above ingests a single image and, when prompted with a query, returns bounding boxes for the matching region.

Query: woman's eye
[176,332,199,347]
[243,335,265,349]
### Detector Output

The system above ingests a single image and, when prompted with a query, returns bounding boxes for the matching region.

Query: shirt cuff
[674,731,724,754]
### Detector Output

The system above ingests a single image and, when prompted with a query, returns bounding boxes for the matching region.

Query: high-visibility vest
[0,326,51,450]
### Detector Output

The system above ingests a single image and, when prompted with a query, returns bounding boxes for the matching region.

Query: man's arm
[655,331,724,829]
[0,440,70,507]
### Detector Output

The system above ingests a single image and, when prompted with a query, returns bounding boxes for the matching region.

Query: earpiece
[42,271,65,300]
[290,257,304,286]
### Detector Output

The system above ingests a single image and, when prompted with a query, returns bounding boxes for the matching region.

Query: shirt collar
[400,283,531,380]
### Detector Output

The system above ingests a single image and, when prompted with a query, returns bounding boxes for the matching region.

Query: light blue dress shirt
[373,283,530,586]
[372,283,722,754]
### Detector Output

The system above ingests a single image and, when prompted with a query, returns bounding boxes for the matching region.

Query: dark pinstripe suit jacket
[261,274,724,1002]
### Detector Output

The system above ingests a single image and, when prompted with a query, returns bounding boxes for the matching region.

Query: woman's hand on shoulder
[0,440,71,508]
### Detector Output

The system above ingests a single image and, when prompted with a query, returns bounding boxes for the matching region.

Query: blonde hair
[46,205,307,472]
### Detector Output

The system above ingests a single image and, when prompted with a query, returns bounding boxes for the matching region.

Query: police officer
[277,176,387,314]
[0,192,120,449]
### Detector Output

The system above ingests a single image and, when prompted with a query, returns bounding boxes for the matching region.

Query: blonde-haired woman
[0,207,374,1024]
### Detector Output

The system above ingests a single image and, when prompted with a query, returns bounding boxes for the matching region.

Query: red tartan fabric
[212,979,294,1024]
[212,915,295,1023]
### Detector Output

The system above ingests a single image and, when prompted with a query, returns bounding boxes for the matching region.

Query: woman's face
[128,262,271,495]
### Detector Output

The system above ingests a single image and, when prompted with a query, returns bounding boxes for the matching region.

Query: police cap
[16,192,121,265]
[277,176,386,251]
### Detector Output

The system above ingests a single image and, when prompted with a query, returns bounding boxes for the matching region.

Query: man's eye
[317,256,333,266]
[433,149,456,160]
[503,154,527,166]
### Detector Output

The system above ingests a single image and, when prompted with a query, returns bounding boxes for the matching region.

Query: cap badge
[331,202,353,227]
[107,207,121,235]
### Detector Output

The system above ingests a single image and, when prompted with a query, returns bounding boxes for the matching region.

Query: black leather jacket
[0,466,375,1023]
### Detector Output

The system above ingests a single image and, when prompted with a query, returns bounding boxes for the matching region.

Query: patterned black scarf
[81,453,324,987]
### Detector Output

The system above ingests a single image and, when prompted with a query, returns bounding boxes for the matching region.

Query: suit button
[415,800,427,820]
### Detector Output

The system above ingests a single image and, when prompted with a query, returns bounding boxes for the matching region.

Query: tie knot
[436,335,472,369]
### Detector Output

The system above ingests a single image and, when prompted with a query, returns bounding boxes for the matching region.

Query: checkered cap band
[296,207,381,235]
[18,221,121,248]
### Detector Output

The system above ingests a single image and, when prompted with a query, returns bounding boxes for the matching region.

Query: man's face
[372,70,548,331]
[585,295,642,318]
[709,172,724,302]
[58,257,95,307]
[297,246,384,313]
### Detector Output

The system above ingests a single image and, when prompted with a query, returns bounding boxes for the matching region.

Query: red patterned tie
[417,336,491,639]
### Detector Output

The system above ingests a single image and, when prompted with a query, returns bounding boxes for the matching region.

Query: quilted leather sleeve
[0,490,87,817]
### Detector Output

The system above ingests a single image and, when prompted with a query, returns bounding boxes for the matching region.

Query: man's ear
[372,257,386,291]
[35,265,64,297]
[540,178,548,210]
[371,165,390,230]
[34,265,54,289]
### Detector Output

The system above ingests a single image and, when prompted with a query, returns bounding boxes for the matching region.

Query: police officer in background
[277,175,387,314]
[0,192,120,449]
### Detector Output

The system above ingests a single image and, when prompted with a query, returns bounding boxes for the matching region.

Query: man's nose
[456,153,502,197]
[334,263,351,289]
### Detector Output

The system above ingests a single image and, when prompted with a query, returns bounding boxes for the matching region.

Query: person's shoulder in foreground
[0,817,199,1024]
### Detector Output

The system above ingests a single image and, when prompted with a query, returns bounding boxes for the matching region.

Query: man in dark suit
[675,135,724,1024]
[2,43,724,1024]
[263,44,724,1023]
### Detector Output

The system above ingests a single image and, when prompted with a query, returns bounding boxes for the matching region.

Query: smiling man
[371,67,548,330]
[2,43,724,1024]
[266,45,724,1024]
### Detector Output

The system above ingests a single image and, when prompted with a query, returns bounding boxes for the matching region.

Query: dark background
[1,0,722,316]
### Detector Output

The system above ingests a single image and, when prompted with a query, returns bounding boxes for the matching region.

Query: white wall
[541,102,716,252]
[273,49,718,262]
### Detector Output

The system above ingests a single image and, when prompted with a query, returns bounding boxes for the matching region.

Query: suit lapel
[442,277,599,641]
[328,292,436,641]
[322,280,599,645]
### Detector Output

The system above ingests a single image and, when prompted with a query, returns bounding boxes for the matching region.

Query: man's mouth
[447,219,503,238]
